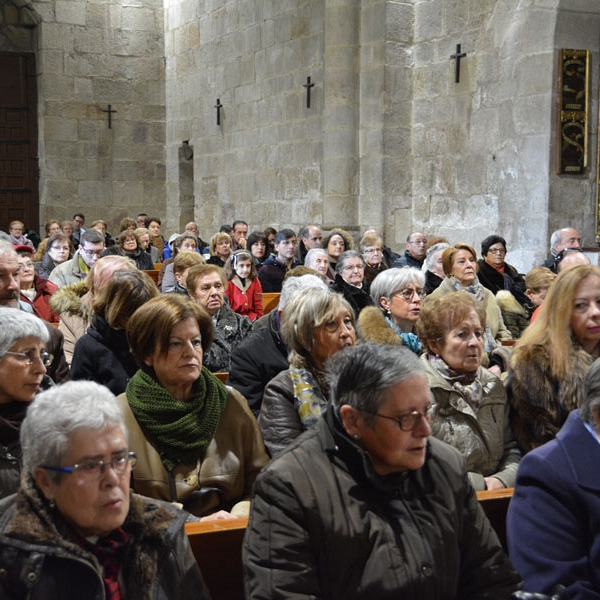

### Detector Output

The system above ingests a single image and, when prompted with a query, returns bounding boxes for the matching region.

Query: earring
[48,498,55,509]
[353,434,360,440]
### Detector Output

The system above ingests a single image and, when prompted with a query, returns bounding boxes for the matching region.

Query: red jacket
[226,277,263,321]
[20,275,59,323]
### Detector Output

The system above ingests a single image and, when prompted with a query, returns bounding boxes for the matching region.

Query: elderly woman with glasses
[0,381,210,599]
[0,308,50,498]
[259,287,356,457]
[244,343,522,599]
[360,232,388,285]
[417,293,521,491]
[357,267,425,354]
[330,250,373,317]
[34,233,72,280]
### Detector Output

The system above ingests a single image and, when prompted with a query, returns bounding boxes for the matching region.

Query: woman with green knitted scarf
[117,294,269,520]
[259,287,356,457]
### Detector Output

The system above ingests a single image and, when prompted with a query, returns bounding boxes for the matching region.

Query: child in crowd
[225,249,263,321]
[525,266,556,323]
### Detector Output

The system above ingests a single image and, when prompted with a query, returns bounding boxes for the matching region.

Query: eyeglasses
[363,247,382,255]
[343,264,364,272]
[42,451,137,481]
[393,288,427,302]
[408,239,427,245]
[488,247,506,255]
[363,404,432,432]
[82,248,104,258]
[18,262,34,270]
[1,350,54,367]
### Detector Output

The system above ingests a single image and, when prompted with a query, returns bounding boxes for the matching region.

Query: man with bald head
[556,248,590,272]
[542,227,581,273]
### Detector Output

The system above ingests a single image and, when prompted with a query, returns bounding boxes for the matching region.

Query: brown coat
[117,386,269,518]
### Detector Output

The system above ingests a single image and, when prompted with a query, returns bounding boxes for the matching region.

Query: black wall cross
[101,104,117,128]
[303,76,315,108]
[450,44,467,83]
[215,99,223,126]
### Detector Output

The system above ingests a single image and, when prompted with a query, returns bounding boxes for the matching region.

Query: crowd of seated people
[2,215,600,598]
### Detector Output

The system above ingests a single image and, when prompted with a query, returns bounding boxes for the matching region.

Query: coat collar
[556,410,600,491]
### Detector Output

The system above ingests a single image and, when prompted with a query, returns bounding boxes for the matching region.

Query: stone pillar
[322,0,359,231]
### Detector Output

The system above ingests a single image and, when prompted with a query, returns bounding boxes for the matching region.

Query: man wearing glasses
[393,232,427,269]
[49,229,105,288]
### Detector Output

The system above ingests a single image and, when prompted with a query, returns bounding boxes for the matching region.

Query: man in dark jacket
[392,232,427,269]
[243,343,522,599]
[258,229,301,293]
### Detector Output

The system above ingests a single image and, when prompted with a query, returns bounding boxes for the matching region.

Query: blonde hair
[525,266,556,293]
[513,264,600,379]
[173,251,205,274]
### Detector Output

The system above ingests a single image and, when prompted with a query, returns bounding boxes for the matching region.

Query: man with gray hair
[296,224,323,262]
[244,343,521,598]
[508,357,600,596]
[542,227,581,273]
[227,274,328,416]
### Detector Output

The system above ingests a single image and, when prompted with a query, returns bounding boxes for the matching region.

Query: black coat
[331,274,373,317]
[244,405,522,599]
[476,259,527,306]
[71,315,138,395]
[226,311,289,416]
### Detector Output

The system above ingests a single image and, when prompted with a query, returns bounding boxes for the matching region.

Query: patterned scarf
[126,368,228,472]
[289,362,328,429]
[449,276,498,353]
[78,528,129,600]
[428,354,484,407]
[384,316,422,354]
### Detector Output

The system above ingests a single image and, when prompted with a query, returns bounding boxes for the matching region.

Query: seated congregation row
[1,296,597,597]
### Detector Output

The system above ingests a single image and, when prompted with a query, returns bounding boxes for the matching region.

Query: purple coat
[507,409,600,598]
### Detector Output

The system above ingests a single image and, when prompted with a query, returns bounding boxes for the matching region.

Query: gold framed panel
[557,49,589,175]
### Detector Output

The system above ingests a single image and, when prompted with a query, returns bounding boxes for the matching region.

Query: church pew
[185,517,248,600]
[213,372,228,383]
[260,292,280,315]
[145,269,160,285]
[476,487,513,552]
[184,489,514,600]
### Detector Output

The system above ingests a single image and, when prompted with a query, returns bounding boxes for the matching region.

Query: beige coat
[117,386,269,518]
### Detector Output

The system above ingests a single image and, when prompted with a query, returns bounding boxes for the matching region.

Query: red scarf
[485,258,505,274]
[78,528,129,599]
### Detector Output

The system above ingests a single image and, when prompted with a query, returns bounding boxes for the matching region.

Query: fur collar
[49,280,90,317]
[356,306,403,346]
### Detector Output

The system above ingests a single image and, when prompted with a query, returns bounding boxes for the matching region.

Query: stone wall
[0,1,40,52]
[31,0,166,234]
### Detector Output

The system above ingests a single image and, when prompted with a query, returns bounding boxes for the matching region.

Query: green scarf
[126,368,228,472]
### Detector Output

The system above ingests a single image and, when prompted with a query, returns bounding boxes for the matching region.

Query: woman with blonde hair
[259,287,356,456]
[507,263,600,453]
[206,232,232,268]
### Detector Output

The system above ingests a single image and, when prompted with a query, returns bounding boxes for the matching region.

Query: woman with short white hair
[0,307,50,498]
[0,380,210,598]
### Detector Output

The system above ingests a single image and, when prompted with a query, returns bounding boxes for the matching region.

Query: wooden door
[0,52,38,234]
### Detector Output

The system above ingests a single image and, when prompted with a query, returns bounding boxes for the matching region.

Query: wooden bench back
[185,517,248,600]
[184,489,514,600]
[260,292,280,315]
